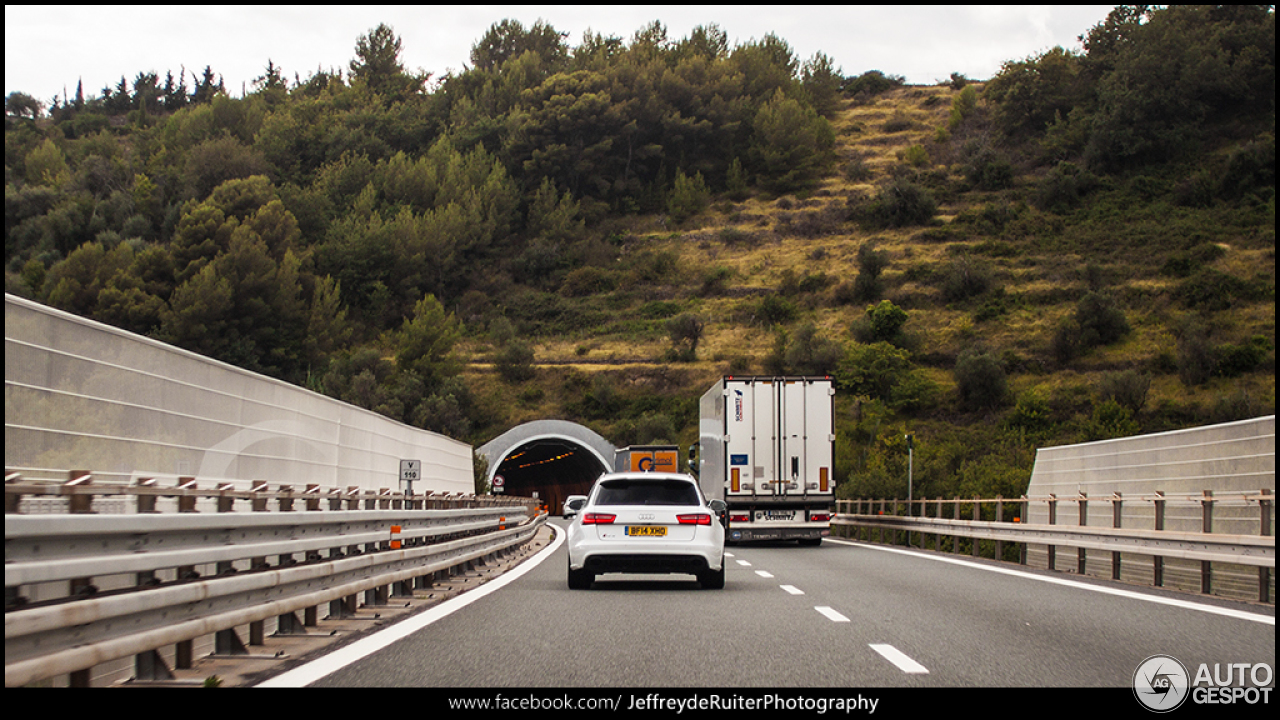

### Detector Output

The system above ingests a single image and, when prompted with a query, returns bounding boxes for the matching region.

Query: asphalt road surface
[266,519,1274,691]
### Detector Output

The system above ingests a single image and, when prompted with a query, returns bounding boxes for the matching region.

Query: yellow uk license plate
[626,526,667,537]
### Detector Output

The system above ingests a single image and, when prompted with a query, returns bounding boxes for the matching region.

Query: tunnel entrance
[478,420,616,514]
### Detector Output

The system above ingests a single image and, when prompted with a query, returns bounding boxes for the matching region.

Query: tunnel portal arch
[477,420,616,512]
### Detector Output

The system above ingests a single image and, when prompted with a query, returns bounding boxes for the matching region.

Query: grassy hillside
[461,80,1274,501]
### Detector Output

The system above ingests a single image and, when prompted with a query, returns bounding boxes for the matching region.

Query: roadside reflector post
[390,525,402,550]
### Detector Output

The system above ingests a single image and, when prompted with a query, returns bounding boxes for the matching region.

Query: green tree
[749,89,835,194]
[666,169,709,224]
[393,294,462,390]
[470,19,569,72]
[350,24,424,100]
[25,139,71,187]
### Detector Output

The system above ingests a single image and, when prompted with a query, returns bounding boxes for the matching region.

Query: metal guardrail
[4,471,544,687]
[835,491,1274,603]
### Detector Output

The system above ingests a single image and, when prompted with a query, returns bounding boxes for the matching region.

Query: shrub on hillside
[859,178,937,229]
[1034,162,1098,212]
[940,254,995,302]
[495,341,536,383]
[955,348,1008,411]
[852,300,909,347]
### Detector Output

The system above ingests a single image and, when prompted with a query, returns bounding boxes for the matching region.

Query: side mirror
[563,495,587,519]
[708,498,727,526]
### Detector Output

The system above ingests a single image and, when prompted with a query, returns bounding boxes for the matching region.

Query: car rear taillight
[582,513,616,525]
[677,513,712,525]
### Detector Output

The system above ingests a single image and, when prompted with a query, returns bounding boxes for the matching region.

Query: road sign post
[399,459,421,496]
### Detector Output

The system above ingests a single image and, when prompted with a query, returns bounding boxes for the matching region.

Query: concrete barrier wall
[1023,416,1274,599]
[5,294,472,494]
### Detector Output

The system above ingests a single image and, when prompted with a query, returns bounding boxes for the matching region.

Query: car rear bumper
[581,553,716,574]
[728,525,829,542]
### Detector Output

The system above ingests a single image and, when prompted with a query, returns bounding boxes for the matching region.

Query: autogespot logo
[1134,655,1191,712]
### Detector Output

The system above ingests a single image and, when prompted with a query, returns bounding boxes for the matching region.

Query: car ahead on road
[566,472,726,590]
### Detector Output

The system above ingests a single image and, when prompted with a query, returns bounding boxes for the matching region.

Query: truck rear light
[677,513,712,525]
[729,512,750,523]
[809,512,831,522]
[582,513,616,525]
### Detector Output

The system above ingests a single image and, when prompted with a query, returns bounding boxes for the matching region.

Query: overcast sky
[6,5,1116,105]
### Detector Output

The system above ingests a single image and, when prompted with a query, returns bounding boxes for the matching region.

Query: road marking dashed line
[815,606,849,622]
[870,644,929,674]
[780,585,804,595]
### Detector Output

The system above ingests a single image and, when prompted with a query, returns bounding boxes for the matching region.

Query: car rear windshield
[594,479,701,506]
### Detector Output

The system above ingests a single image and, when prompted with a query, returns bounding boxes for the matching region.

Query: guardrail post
[4,469,20,514]
[1112,493,1123,581]
[177,476,197,513]
[216,484,235,576]
[972,497,980,558]
[251,481,268,512]
[250,482,269,571]
[278,484,294,512]
[936,499,947,548]
[992,496,1003,560]
[1077,493,1088,574]
[1019,496,1029,565]
[1047,494,1057,571]
[67,470,92,514]
[952,497,960,554]
[1260,489,1272,604]
[136,477,157,513]
[1201,490,1214,594]
[1153,491,1165,587]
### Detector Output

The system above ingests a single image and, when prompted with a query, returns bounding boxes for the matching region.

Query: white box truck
[695,376,835,545]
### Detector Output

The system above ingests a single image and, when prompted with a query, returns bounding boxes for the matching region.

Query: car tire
[698,559,725,590]
[798,537,822,547]
[567,565,594,590]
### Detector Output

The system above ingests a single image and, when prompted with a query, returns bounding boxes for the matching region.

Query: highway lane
[274,520,1273,688]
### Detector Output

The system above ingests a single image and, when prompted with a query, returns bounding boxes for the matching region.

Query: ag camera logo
[1133,655,1190,712]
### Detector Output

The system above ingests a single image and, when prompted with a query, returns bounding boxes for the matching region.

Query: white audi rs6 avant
[565,472,726,589]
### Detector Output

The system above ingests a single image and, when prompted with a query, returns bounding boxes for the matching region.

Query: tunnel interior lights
[514,451,576,470]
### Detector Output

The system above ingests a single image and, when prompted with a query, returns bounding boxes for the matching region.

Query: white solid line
[826,537,1275,626]
[755,570,774,578]
[256,525,565,687]
[815,606,850,622]
[781,585,805,595]
[871,643,929,674]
